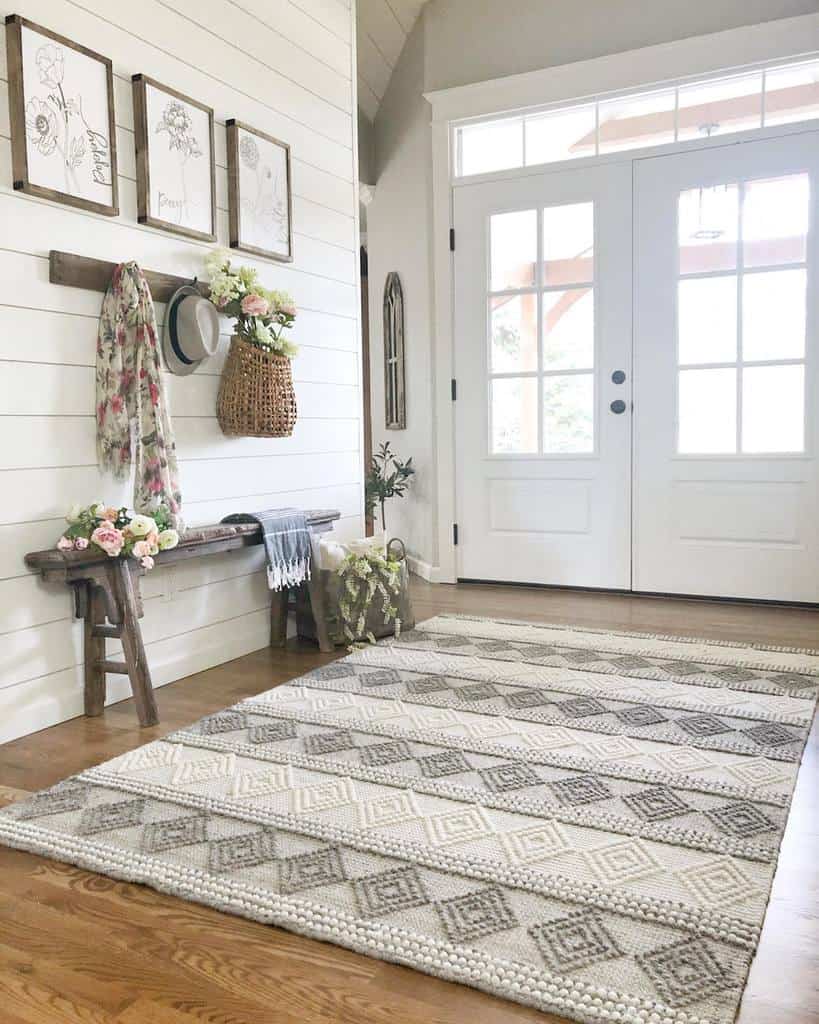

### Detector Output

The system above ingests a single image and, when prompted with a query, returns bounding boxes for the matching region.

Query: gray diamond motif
[359,740,413,766]
[523,644,560,658]
[199,712,247,735]
[479,762,541,793]
[312,663,354,681]
[610,655,652,670]
[638,937,731,1008]
[704,802,777,838]
[77,798,146,835]
[768,672,815,691]
[142,814,208,853]
[614,705,668,727]
[453,683,500,702]
[621,786,692,822]
[549,774,613,806]
[742,722,797,747]
[353,866,430,917]
[530,911,622,972]
[434,636,472,648]
[303,729,357,756]
[557,696,608,718]
[16,784,88,821]
[676,714,732,737]
[406,675,451,695]
[248,720,298,745]
[417,750,472,778]
[208,829,277,873]
[278,845,347,893]
[478,640,512,653]
[561,650,601,664]
[358,669,402,688]
[436,887,518,942]
[505,688,552,710]
[666,662,705,677]
[713,667,757,683]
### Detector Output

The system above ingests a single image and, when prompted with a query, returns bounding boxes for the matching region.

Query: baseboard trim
[407,556,441,584]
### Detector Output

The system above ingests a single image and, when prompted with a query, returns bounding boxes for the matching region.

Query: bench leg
[83,583,106,716]
[111,560,158,727]
[306,571,333,653]
[270,588,289,647]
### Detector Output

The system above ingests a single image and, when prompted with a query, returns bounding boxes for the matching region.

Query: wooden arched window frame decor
[383,272,406,429]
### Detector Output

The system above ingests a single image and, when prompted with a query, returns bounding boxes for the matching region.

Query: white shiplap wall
[0,0,363,742]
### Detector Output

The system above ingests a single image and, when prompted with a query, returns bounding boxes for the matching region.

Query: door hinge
[451,378,457,401]
[449,228,455,251]
[453,523,459,546]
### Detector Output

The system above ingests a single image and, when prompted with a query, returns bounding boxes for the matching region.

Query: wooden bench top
[25,509,341,577]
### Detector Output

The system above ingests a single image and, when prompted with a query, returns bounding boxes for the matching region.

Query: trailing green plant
[336,549,403,647]
[364,441,415,531]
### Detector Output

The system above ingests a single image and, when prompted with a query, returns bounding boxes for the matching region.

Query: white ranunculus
[157,529,179,551]
[129,513,158,537]
[318,540,347,570]
[65,503,84,524]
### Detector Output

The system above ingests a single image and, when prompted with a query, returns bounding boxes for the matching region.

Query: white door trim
[430,14,819,583]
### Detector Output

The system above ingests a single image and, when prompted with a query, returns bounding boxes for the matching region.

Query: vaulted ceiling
[357,0,427,121]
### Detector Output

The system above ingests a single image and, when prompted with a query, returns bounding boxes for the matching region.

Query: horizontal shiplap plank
[233,0,351,77]
[164,373,361,419]
[292,0,351,42]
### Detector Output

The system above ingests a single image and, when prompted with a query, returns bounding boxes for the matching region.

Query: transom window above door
[488,201,595,455]
[676,171,810,454]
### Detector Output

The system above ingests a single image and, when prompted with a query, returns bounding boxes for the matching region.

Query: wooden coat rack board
[49,250,209,302]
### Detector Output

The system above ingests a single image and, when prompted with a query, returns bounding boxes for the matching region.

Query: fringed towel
[221,509,311,591]
[96,261,183,529]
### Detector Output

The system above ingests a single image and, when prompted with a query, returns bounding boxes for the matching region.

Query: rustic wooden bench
[25,510,340,727]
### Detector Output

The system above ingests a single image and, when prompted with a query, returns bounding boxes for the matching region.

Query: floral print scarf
[96,262,183,529]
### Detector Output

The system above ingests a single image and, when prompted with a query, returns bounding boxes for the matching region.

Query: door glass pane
[742,269,807,362]
[764,61,819,127]
[543,374,594,453]
[490,210,536,290]
[490,294,538,373]
[525,104,596,165]
[677,73,762,141]
[678,277,737,365]
[678,185,738,273]
[543,288,594,370]
[678,368,737,453]
[743,174,809,268]
[491,377,538,454]
[742,365,804,453]
[543,202,594,285]
[459,118,523,176]
[598,89,675,154]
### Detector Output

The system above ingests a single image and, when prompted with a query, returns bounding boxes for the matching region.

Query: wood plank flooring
[0,580,816,1024]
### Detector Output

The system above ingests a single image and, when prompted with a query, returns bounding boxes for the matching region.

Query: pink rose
[132,540,151,559]
[91,525,125,557]
[74,537,89,550]
[57,535,73,551]
[140,556,155,570]
[241,293,269,317]
[278,303,296,317]
[103,506,119,522]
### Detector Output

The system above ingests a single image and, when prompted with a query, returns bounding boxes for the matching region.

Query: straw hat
[163,284,220,375]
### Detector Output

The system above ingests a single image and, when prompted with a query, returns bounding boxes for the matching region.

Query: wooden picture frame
[5,14,118,216]
[132,74,216,242]
[226,119,293,263]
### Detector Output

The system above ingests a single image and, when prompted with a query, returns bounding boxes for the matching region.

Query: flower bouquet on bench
[57,503,179,570]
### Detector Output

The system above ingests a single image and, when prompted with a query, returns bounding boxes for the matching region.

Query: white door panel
[454,163,632,587]
[633,132,819,601]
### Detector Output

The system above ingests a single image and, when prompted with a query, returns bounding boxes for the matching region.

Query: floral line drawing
[155,99,203,224]
[238,129,288,249]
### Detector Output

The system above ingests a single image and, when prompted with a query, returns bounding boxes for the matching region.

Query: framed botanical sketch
[132,74,216,242]
[226,119,293,262]
[4,15,118,216]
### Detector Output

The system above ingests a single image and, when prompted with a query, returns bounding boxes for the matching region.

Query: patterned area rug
[1,614,817,1024]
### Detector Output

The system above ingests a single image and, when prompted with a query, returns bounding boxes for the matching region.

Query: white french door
[453,163,633,588]
[633,132,819,602]
[454,130,819,602]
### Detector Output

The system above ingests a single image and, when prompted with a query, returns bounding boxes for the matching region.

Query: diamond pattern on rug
[425,806,493,847]
[453,683,501,702]
[614,706,668,727]
[358,669,402,688]
[621,786,692,822]
[77,798,145,835]
[141,814,208,853]
[583,839,662,886]
[417,750,472,778]
[530,911,622,972]
[198,712,247,735]
[479,762,541,793]
[247,720,298,745]
[500,821,568,864]
[358,739,413,766]
[504,688,552,709]
[638,937,732,1008]
[675,714,732,738]
[230,766,292,800]
[312,664,354,680]
[556,697,608,718]
[741,722,796,747]
[15,784,88,820]
[303,729,357,756]
[208,829,277,873]
[676,857,757,908]
[549,774,613,806]
[353,866,430,917]
[278,845,347,893]
[703,802,778,838]
[436,887,518,942]
[405,675,451,695]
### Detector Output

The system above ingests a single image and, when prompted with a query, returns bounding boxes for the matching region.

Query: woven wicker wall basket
[216,335,298,438]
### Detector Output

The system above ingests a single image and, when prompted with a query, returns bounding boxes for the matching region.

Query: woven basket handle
[387,537,406,562]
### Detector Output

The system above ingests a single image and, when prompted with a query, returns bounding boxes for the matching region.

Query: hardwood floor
[0,580,816,1024]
